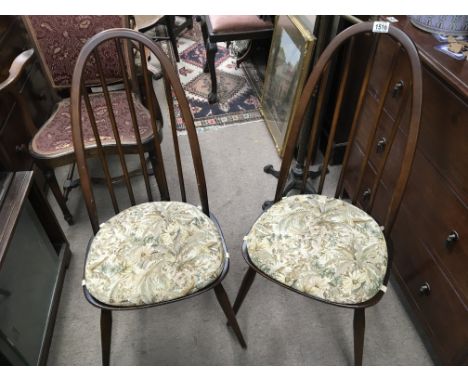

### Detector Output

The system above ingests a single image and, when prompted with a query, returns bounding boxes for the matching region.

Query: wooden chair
[5,16,142,225]
[199,15,274,103]
[231,21,423,365]
[129,16,179,63]
[130,16,193,63]
[70,28,246,365]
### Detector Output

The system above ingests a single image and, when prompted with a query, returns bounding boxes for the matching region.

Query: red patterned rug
[172,20,263,131]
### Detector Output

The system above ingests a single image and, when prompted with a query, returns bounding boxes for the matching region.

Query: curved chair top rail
[275,21,423,235]
[71,28,209,234]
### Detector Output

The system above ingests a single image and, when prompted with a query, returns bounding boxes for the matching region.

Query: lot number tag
[373,21,390,33]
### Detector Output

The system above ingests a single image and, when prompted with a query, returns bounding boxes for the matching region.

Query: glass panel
[0,200,59,365]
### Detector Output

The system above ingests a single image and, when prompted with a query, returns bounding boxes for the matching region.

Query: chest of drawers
[343,17,468,365]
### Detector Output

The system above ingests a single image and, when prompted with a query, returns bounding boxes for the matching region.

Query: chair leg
[236,40,254,68]
[186,16,194,30]
[166,16,180,62]
[233,267,257,315]
[149,151,170,201]
[206,41,218,104]
[200,18,210,73]
[353,308,365,366]
[101,309,112,366]
[62,162,80,201]
[42,167,74,225]
[214,283,247,349]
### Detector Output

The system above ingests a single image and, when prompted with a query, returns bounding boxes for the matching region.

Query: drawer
[417,69,468,204]
[392,206,468,365]
[367,34,412,121]
[368,35,398,102]
[343,142,392,226]
[400,150,468,301]
[355,99,406,193]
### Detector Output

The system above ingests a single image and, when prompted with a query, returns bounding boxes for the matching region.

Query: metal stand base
[262,162,322,211]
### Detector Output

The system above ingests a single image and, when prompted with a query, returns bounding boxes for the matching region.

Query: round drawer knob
[376,137,387,153]
[362,188,371,201]
[419,282,431,296]
[446,230,459,246]
[15,144,27,153]
[392,80,404,97]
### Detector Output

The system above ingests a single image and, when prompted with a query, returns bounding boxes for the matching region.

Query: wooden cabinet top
[390,16,467,99]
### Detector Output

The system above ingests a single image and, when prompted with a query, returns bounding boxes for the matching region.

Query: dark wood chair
[231,21,423,365]
[2,16,143,225]
[129,15,179,63]
[70,28,246,365]
[200,15,274,104]
[130,16,194,63]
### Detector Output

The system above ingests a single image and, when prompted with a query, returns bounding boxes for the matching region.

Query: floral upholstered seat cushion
[245,194,388,304]
[30,91,154,158]
[84,202,226,306]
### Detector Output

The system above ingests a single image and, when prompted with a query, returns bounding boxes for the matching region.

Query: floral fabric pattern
[31,91,154,158]
[85,202,225,306]
[245,194,387,304]
[26,16,124,88]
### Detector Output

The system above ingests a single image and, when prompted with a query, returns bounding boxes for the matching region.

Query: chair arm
[0,49,35,93]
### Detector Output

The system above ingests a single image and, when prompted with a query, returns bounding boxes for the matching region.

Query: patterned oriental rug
[172,21,263,131]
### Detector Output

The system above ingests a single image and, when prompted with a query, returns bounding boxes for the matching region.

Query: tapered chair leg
[353,308,365,366]
[233,267,257,315]
[166,16,180,62]
[206,42,218,104]
[214,283,247,349]
[200,18,210,73]
[42,167,74,225]
[186,16,194,30]
[101,309,112,366]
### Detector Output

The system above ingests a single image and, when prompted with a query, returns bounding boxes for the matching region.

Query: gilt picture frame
[261,15,316,156]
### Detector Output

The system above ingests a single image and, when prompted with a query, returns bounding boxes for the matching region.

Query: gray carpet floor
[45,87,434,365]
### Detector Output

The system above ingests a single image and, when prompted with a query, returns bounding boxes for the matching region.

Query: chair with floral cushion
[71,28,246,365]
[15,16,160,224]
[231,21,423,365]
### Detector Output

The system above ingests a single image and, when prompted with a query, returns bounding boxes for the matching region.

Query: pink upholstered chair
[200,15,274,103]
[8,16,164,224]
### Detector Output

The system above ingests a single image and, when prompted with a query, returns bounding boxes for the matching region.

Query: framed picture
[261,16,316,156]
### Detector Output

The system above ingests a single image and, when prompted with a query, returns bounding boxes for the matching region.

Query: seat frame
[231,21,423,365]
